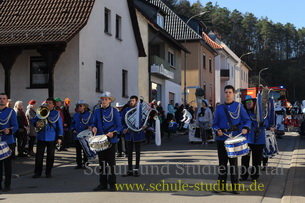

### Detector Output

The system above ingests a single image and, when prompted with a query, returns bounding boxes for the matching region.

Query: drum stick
[223,132,242,138]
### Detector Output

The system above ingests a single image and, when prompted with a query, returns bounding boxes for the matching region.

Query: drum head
[90,135,107,143]
[225,136,245,144]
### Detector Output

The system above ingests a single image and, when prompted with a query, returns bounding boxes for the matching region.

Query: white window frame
[115,14,122,40]
[104,8,111,34]
[168,48,175,68]
[157,13,164,28]
[96,61,103,93]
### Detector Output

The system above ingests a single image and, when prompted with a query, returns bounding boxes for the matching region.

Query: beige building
[181,38,218,108]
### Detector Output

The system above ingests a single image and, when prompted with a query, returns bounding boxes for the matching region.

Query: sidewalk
[281,134,305,203]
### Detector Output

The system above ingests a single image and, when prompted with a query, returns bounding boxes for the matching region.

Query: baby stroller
[168,121,178,135]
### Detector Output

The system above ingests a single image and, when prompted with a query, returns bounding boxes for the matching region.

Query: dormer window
[157,13,164,28]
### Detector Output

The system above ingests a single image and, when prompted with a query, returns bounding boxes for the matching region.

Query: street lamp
[240,51,253,59]
[184,11,209,105]
[258,67,269,87]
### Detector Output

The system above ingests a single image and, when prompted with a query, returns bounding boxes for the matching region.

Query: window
[115,15,122,39]
[209,58,212,73]
[96,61,103,92]
[152,82,162,102]
[210,84,212,99]
[169,92,175,104]
[168,49,174,67]
[30,56,48,88]
[104,8,111,34]
[203,53,206,69]
[157,13,164,28]
[241,70,243,80]
[122,69,128,97]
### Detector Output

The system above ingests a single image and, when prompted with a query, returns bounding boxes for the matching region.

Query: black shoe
[93,185,107,191]
[46,174,52,178]
[75,166,83,169]
[28,151,36,156]
[232,190,240,194]
[108,185,116,191]
[3,186,10,192]
[59,148,68,151]
[18,153,27,157]
[213,189,226,193]
[239,177,247,181]
[117,153,123,157]
[32,174,41,179]
[133,170,140,177]
[122,171,133,177]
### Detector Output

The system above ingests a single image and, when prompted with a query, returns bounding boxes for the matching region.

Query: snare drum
[0,141,12,160]
[224,136,249,158]
[89,135,111,152]
[77,129,97,159]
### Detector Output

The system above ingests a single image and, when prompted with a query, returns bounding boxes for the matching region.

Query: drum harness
[0,109,13,138]
[222,104,242,139]
[247,110,266,143]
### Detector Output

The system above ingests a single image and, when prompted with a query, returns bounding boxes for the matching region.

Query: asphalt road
[1,132,304,203]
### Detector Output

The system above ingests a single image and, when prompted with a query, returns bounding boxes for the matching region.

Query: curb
[262,133,298,203]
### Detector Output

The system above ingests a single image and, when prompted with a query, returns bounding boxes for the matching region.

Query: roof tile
[202,32,222,49]
[0,0,95,46]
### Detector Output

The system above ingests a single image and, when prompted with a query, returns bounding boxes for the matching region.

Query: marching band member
[121,95,146,177]
[240,95,275,182]
[212,85,251,194]
[32,98,63,179]
[91,92,122,191]
[121,96,146,177]
[71,100,93,169]
[0,93,18,192]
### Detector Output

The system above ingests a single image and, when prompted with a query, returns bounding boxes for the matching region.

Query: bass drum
[263,130,279,158]
[77,129,97,159]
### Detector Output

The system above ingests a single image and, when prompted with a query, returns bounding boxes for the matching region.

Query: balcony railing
[150,55,174,79]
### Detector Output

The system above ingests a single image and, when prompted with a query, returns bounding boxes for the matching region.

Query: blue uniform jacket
[0,107,18,144]
[32,109,64,142]
[71,111,93,140]
[91,106,122,143]
[245,110,271,145]
[213,102,251,141]
[121,107,145,142]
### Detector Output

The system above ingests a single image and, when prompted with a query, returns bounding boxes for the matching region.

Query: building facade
[0,0,145,108]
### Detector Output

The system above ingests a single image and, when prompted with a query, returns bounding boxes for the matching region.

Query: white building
[210,32,250,103]
[0,0,145,108]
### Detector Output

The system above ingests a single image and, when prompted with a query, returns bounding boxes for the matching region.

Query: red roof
[0,0,95,46]
[202,32,222,49]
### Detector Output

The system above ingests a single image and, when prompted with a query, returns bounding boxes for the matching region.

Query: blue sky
[189,0,305,29]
